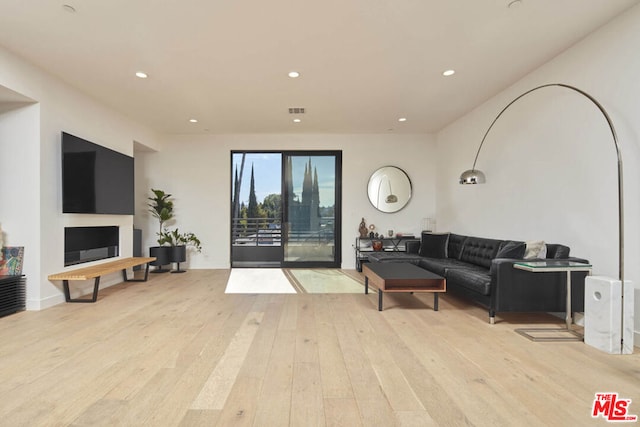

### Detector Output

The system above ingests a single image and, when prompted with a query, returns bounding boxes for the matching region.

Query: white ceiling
[0,0,638,134]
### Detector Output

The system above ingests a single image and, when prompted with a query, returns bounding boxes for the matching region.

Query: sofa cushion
[405,239,421,254]
[419,232,449,258]
[496,240,526,259]
[546,244,570,259]
[460,237,503,269]
[417,257,479,277]
[447,234,467,260]
[446,268,492,296]
[367,252,423,264]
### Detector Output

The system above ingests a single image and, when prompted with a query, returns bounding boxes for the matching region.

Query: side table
[513,261,592,342]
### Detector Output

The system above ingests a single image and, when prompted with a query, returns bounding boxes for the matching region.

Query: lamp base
[584,276,634,354]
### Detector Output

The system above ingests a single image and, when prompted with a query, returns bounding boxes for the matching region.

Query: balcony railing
[232,217,334,247]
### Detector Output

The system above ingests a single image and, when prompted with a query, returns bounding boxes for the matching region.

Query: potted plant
[158,228,202,273]
[148,189,174,272]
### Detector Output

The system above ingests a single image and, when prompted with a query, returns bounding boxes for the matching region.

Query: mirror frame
[367,166,412,213]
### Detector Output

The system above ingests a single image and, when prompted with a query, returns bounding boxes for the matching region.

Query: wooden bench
[48,257,156,303]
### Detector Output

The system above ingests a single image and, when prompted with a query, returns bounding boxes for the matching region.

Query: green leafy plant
[148,189,174,244]
[158,228,202,252]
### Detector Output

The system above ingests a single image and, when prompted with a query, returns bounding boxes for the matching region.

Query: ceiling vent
[288,107,305,114]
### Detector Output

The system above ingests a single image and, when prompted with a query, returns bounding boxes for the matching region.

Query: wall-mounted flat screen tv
[62,132,134,215]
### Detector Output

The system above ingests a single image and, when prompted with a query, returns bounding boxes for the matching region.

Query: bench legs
[64,263,152,303]
[122,263,151,282]
[63,278,100,303]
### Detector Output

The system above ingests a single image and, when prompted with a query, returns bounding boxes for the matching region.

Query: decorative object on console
[0,246,24,275]
[367,166,412,213]
[421,218,436,232]
[372,240,383,251]
[458,83,630,354]
[359,218,367,238]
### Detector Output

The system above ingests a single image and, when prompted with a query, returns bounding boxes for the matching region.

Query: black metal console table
[354,236,416,272]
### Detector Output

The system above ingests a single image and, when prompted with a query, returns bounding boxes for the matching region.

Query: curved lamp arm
[459,83,624,283]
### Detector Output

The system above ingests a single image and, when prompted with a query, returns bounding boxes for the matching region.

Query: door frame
[229,150,342,268]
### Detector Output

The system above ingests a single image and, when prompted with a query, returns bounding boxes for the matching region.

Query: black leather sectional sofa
[367,232,589,323]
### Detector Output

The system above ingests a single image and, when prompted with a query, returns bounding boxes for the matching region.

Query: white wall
[134,133,437,269]
[0,103,40,304]
[0,46,160,309]
[436,5,640,336]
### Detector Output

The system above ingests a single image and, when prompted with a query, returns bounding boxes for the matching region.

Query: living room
[1,1,640,424]
[0,2,636,315]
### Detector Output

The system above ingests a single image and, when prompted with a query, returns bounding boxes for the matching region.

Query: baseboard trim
[27,293,66,311]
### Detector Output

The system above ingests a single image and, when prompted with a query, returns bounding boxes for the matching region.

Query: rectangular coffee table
[363,262,446,311]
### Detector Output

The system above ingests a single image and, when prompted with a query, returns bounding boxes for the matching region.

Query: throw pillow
[419,232,449,258]
[537,244,547,259]
[495,241,526,259]
[524,240,546,259]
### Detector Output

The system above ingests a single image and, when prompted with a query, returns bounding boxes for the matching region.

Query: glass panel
[231,152,282,266]
[284,155,337,263]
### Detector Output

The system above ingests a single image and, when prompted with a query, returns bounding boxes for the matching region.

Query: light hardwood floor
[1,269,638,426]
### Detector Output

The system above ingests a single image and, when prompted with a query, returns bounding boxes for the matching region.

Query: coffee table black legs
[365,277,368,294]
[370,289,439,311]
[369,288,439,312]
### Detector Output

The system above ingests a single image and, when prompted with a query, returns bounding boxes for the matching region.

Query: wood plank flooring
[0,269,638,426]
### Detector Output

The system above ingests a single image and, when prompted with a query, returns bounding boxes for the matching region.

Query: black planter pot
[170,245,187,273]
[149,246,171,273]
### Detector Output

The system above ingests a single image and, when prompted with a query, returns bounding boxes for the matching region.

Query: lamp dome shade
[459,169,486,185]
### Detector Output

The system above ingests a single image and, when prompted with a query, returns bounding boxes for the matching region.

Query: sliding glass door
[282,152,341,268]
[230,150,341,268]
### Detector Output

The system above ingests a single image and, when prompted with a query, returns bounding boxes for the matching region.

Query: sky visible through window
[232,153,335,207]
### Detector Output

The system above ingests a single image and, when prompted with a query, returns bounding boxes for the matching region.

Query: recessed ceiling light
[288,71,300,78]
[398,117,407,122]
[62,4,76,13]
[443,69,455,77]
[135,71,148,79]
[189,119,198,123]
[293,118,301,123]
[508,0,522,8]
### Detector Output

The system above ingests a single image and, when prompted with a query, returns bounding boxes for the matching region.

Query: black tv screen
[62,132,134,215]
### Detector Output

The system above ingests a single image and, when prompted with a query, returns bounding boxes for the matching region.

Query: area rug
[225,268,296,294]
[284,269,367,293]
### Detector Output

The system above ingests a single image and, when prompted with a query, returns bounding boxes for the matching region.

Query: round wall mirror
[367,166,412,213]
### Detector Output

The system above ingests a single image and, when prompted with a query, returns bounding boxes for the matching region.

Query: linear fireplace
[64,226,119,266]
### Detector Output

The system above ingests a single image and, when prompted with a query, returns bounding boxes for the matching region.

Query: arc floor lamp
[458,83,630,353]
